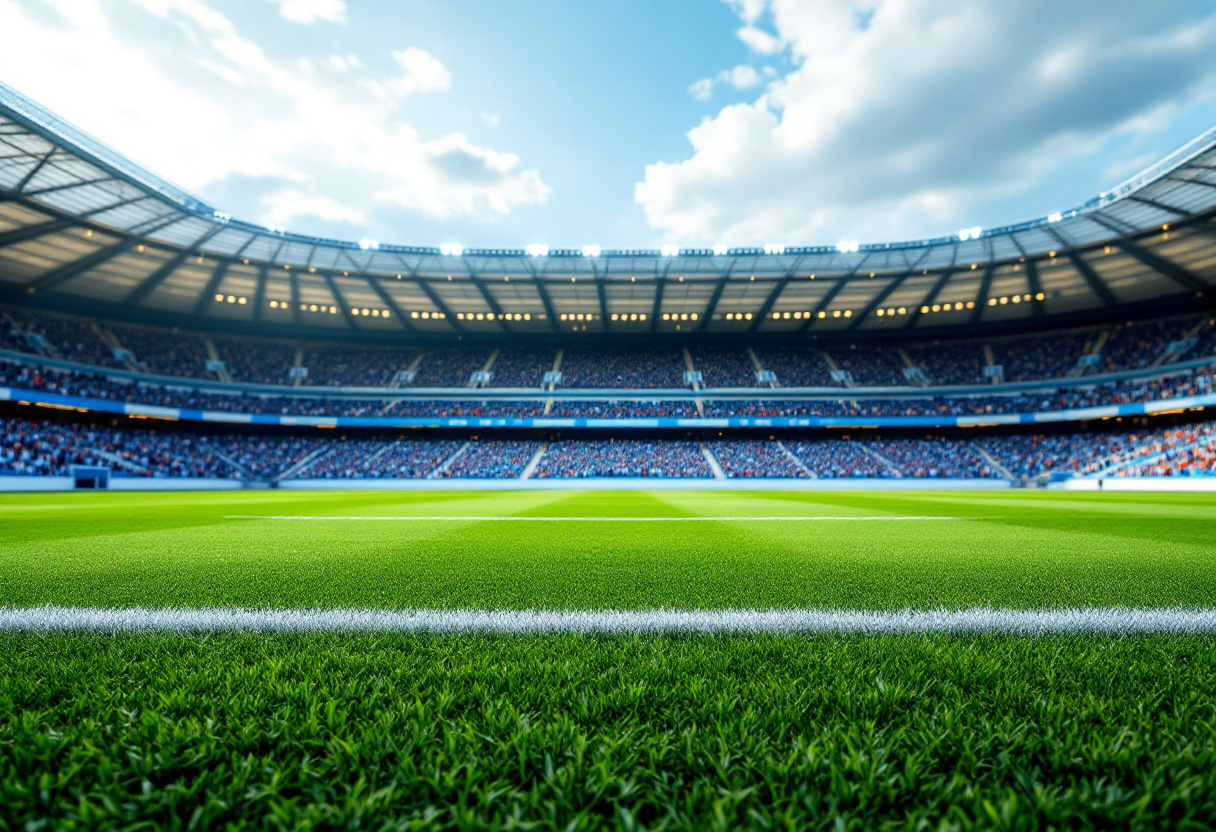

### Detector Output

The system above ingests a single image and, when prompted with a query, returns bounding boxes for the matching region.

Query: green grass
[4,489,1216,829]
[4,633,1216,830]
[1,489,1216,609]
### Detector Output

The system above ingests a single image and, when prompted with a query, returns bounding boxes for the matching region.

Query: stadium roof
[1,80,1215,344]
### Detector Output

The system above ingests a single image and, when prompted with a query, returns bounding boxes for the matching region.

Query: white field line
[223,515,971,522]
[4,606,1216,634]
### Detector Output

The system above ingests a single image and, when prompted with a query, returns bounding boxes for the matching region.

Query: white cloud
[737,25,784,55]
[689,65,765,101]
[689,78,715,101]
[325,53,362,73]
[387,47,450,96]
[723,65,762,89]
[639,0,1216,245]
[271,0,346,25]
[727,0,768,25]
[0,0,548,232]
[481,112,500,127]
[262,189,366,226]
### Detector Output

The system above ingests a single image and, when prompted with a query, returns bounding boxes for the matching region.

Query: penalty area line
[222,514,974,522]
[3,606,1216,634]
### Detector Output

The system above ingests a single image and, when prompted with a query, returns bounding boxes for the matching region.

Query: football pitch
[4,489,1216,827]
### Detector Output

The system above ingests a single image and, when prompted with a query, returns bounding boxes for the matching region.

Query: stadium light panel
[712,244,729,256]
[836,240,859,254]
[359,238,379,251]
[764,244,786,255]
[581,245,601,258]
[660,245,680,257]
[526,244,549,257]
[440,243,464,257]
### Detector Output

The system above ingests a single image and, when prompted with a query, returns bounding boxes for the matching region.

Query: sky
[1,0,1215,250]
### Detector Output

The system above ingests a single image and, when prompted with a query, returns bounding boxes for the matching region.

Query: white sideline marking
[224,514,969,522]
[4,606,1216,634]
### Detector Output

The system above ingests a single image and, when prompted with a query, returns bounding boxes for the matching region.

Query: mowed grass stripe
[7,605,1216,634]
[3,490,1216,611]
[224,514,970,521]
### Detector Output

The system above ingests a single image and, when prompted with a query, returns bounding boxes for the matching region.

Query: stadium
[3,2,1216,826]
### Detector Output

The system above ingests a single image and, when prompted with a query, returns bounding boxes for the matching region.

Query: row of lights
[919,302,974,314]
[266,299,394,317]
[214,293,247,305]
[456,312,529,321]
[988,293,1045,306]
[771,309,853,320]
[251,295,1050,321]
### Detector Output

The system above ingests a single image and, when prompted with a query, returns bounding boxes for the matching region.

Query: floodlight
[526,244,549,257]
[1047,212,1062,223]
[836,240,859,254]
[440,243,464,257]
[660,244,680,257]
[359,237,379,251]
[712,244,729,256]
[763,244,785,255]
[582,245,601,258]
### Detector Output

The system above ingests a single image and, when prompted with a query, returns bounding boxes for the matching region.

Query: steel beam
[364,276,413,331]
[321,271,358,329]
[123,227,224,306]
[699,275,729,332]
[903,270,953,329]
[1114,238,1207,292]
[970,266,995,324]
[28,237,141,292]
[848,273,909,330]
[1067,251,1118,307]
[192,260,230,317]
[0,218,75,249]
[414,278,466,334]
[1025,259,1045,318]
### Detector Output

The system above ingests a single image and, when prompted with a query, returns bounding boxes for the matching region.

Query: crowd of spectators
[487,350,554,387]
[1,309,116,367]
[1115,424,1216,477]
[303,347,413,387]
[0,418,242,478]
[204,435,321,479]
[111,325,210,378]
[784,440,891,478]
[547,401,698,418]
[534,440,711,478]
[0,360,388,417]
[829,345,909,387]
[903,342,985,385]
[297,439,463,478]
[5,351,1212,425]
[6,415,1216,480]
[384,400,544,418]
[411,350,490,387]
[442,441,540,478]
[692,348,759,387]
[869,439,995,478]
[559,349,686,388]
[1098,318,1197,373]
[215,338,298,384]
[713,440,807,478]
[6,305,1213,397]
[755,348,835,387]
[992,332,1095,382]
